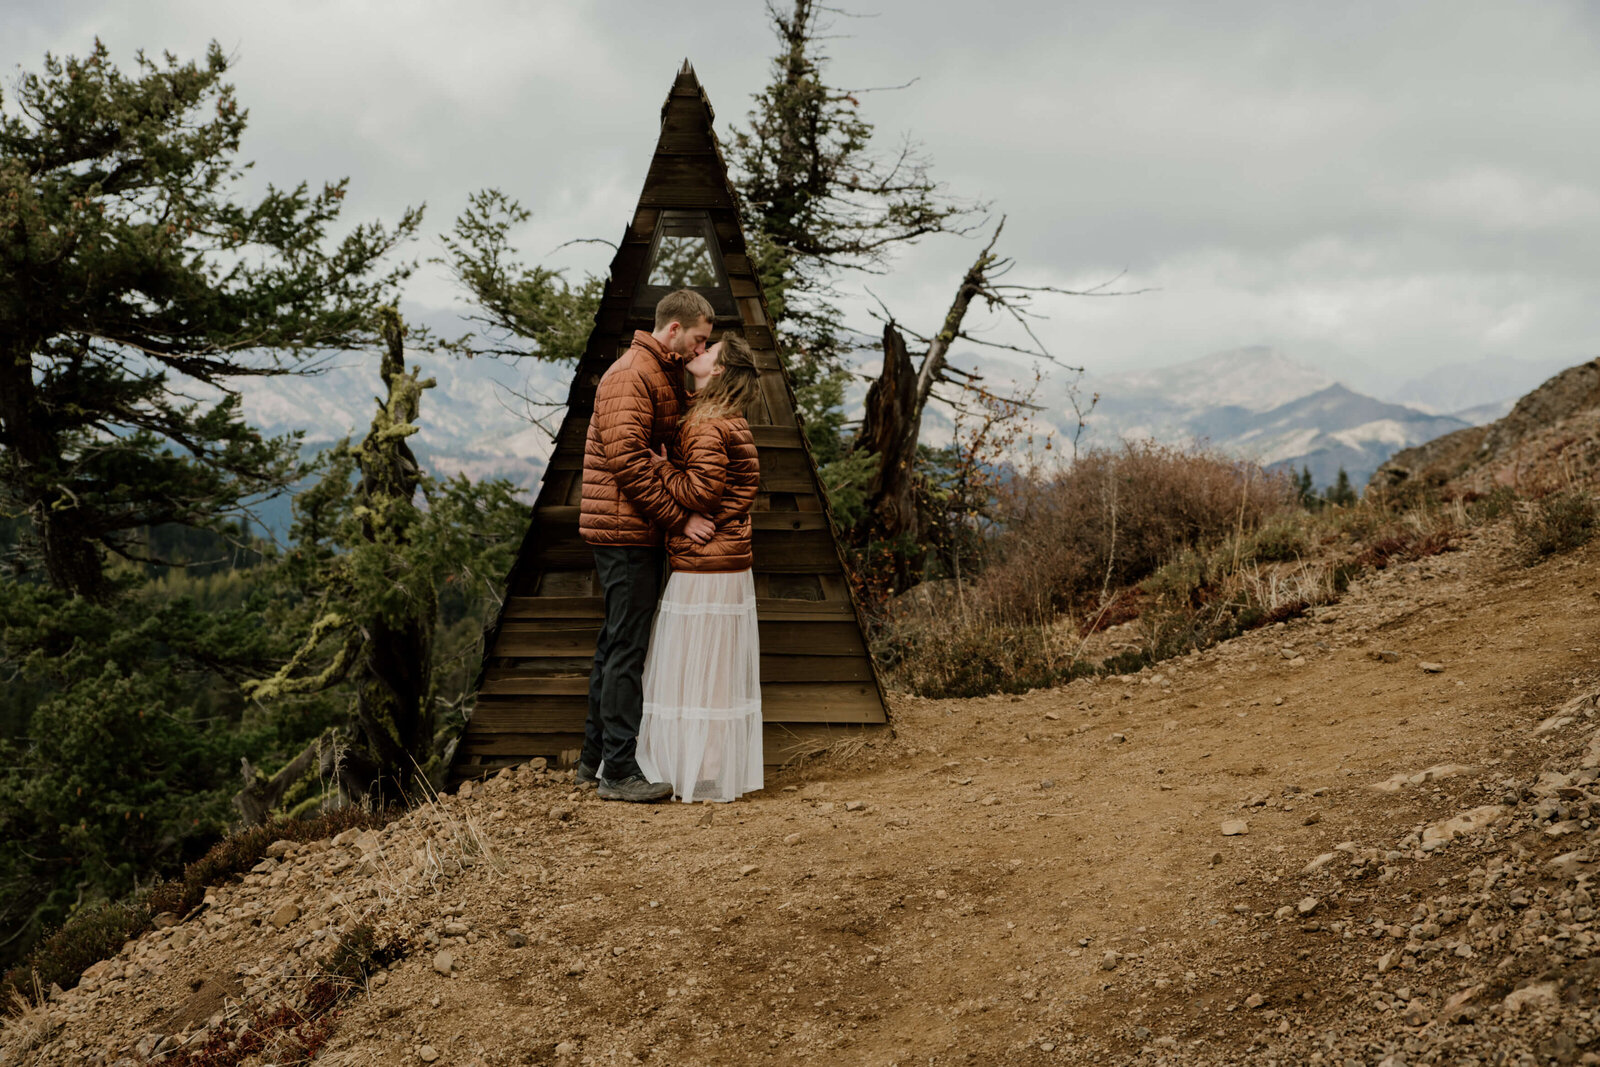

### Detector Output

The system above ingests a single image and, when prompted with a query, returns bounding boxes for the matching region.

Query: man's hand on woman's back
[683,513,715,544]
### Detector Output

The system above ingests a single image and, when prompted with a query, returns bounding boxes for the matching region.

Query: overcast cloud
[6,0,1600,396]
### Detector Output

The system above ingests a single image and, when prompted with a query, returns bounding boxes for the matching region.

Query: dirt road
[14,523,1600,1065]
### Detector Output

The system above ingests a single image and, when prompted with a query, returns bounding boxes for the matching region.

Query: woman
[635,335,764,802]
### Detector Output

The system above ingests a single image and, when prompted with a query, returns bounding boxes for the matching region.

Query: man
[577,290,718,801]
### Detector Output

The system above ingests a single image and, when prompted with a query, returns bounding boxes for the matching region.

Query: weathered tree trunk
[852,324,923,589]
[913,228,1002,418]
[848,229,1006,595]
[350,308,437,803]
[0,344,106,600]
[235,731,336,824]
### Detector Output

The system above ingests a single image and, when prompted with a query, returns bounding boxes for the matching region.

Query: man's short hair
[654,289,716,331]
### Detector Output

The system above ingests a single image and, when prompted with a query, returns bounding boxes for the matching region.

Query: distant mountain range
[236,338,1576,517]
[1073,346,1547,488]
[244,353,567,490]
[238,350,568,533]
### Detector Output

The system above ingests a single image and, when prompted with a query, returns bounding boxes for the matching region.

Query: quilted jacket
[661,412,761,572]
[579,331,690,546]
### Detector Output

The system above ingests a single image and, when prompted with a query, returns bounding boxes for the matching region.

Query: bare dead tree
[848,217,1145,594]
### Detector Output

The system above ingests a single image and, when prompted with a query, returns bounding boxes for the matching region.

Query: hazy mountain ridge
[1076,348,1474,487]
[235,340,1563,506]
[242,352,567,493]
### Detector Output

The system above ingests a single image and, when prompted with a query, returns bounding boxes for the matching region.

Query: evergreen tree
[0,573,289,967]
[0,41,421,600]
[729,0,977,458]
[239,311,526,816]
[437,189,602,366]
[1326,466,1358,507]
[1294,465,1318,509]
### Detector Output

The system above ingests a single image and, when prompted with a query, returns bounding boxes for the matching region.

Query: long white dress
[636,568,763,802]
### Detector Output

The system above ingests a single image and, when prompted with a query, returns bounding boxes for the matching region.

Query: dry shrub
[1514,488,1598,563]
[1081,589,1145,634]
[160,1003,340,1066]
[1111,531,1344,673]
[302,922,408,1017]
[0,903,148,1014]
[877,445,1502,700]
[0,988,58,1061]
[980,441,1290,623]
[1248,518,1311,562]
[875,608,1093,699]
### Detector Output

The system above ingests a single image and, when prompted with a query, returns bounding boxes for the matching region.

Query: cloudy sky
[7,0,1599,401]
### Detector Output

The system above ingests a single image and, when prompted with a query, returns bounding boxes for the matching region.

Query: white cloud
[7,0,1600,402]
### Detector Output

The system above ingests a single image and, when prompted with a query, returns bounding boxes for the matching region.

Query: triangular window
[632,210,737,318]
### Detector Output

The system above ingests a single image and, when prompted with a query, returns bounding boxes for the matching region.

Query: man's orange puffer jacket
[579,331,690,546]
[660,412,760,572]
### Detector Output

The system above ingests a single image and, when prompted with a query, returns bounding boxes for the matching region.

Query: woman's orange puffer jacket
[580,331,690,546]
[660,413,760,572]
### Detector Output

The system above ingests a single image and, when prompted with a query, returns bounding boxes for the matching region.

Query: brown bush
[978,441,1291,622]
[1513,488,1598,563]
[875,612,1093,698]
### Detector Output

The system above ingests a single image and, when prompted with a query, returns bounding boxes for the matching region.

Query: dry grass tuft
[0,986,59,1060]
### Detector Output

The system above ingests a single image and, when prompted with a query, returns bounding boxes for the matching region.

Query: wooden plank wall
[450,64,888,783]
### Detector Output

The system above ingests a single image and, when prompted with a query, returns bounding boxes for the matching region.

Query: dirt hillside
[1373,357,1600,494]
[8,519,1600,1066]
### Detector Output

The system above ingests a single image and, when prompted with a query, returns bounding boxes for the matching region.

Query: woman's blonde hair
[685,334,762,426]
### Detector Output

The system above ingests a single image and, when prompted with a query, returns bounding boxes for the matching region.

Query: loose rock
[1503,981,1558,1014]
[1421,805,1505,849]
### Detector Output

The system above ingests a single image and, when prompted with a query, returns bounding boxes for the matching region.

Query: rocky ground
[5,521,1600,1066]
[1374,356,1600,494]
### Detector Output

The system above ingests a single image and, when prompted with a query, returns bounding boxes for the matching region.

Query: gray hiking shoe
[597,774,673,803]
[574,760,599,787]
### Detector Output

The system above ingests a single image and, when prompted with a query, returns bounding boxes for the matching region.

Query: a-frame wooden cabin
[449,62,890,783]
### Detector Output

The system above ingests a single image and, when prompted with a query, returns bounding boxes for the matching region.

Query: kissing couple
[575,289,765,804]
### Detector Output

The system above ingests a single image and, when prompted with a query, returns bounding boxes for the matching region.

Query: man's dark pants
[582,544,664,781]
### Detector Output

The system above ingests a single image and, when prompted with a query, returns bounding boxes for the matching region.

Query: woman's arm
[715,420,760,523]
[657,420,727,514]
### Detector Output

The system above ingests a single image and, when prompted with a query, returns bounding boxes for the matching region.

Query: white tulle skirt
[636,569,763,803]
